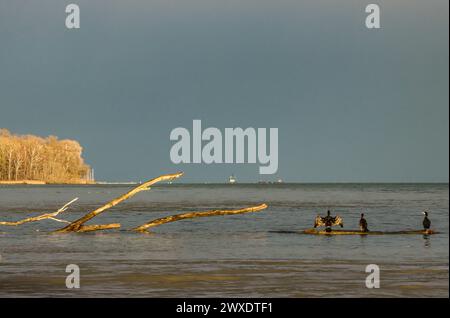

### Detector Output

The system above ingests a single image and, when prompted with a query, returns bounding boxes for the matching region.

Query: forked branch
[54,172,184,233]
[0,198,78,226]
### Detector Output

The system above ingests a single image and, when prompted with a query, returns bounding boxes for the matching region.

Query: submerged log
[302,228,439,235]
[0,198,78,226]
[133,203,268,233]
[54,172,183,233]
[76,223,121,233]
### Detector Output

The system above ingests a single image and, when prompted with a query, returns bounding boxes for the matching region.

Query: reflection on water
[423,235,431,248]
[0,183,448,297]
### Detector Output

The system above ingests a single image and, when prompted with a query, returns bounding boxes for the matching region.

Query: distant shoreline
[0,180,95,185]
[0,180,448,186]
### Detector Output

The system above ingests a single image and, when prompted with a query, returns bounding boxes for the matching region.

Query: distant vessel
[228,175,237,184]
[258,178,283,184]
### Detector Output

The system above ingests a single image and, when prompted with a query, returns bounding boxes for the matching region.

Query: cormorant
[323,210,333,232]
[359,213,369,232]
[422,211,431,230]
[313,210,343,232]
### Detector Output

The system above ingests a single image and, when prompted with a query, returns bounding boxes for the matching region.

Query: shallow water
[0,183,448,297]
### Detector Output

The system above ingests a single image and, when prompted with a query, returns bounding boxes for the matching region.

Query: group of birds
[359,211,432,232]
[315,210,432,233]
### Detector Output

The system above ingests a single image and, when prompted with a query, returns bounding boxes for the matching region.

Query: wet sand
[1,259,448,297]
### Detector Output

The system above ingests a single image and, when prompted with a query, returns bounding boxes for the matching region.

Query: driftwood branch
[133,203,268,233]
[0,198,78,226]
[54,172,184,233]
[1,172,267,235]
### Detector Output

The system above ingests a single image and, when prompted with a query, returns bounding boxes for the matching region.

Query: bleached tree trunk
[133,204,268,233]
[54,172,184,233]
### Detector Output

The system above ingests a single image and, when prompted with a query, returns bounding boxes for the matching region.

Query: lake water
[0,183,448,297]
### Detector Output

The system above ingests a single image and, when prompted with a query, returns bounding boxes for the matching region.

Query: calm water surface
[0,183,448,297]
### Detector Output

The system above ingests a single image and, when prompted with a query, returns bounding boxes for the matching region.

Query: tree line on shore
[0,129,92,183]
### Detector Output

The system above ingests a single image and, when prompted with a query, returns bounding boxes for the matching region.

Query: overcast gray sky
[0,0,448,182]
